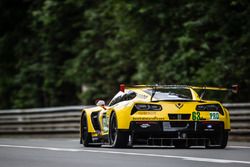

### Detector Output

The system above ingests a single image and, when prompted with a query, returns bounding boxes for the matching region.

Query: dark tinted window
[144,88,192,100]
[109,91,136,106]
[122,91,136,101]
[109,95,123,106]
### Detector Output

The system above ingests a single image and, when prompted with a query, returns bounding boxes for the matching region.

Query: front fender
[81,107,102,133]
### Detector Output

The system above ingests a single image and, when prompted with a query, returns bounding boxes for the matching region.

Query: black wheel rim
[110,114,117,144]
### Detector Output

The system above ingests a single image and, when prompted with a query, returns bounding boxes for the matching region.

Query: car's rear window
[144,88,193,101]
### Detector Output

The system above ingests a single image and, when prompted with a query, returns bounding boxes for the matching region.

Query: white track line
[0,144,250,164]
[228,145,250,149]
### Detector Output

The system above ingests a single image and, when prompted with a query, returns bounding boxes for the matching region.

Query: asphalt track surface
[0,138,250,167]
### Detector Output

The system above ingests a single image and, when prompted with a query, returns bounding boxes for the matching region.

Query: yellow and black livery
[80,84,238,148]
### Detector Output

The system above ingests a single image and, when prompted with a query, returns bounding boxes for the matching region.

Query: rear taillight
[131,104,162,115]
[196,104,224,115]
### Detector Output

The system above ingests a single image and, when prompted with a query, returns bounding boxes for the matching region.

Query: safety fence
[0,104,249,141]
[223,103,250,141]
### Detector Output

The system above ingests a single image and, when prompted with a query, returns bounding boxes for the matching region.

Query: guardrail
[0,104,249,141]
[0,106,87,137]
[223,103,250,141]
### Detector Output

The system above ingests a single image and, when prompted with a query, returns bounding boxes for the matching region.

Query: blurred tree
[0,0,33,108]
[0,0,249,108]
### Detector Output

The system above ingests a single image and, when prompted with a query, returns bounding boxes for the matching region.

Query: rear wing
[120,84,238,100]
[190,85,239,94]
[121,84,239,94]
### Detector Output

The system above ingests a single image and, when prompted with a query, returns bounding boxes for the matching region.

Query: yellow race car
[80,84,238,148]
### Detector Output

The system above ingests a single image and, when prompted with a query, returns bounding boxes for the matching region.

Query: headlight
[131,104,162,115]
[196,104,224,115]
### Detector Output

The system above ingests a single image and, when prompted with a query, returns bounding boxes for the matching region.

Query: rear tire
[206,131,228,149]
[109,112,129,148]
[218,131,228,149]
[81,113,92,147]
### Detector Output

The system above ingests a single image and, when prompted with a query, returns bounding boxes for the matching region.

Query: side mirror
[96,100,105,106]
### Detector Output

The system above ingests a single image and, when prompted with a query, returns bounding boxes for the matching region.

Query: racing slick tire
[206,130,228,149]
[218,130,228,149]
[109,112,129,148]
[81,112,92,147]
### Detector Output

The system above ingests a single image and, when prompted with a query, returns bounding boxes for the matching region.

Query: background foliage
[0,0,249,109]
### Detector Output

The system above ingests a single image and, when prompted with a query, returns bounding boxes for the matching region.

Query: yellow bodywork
[81,86,231,138]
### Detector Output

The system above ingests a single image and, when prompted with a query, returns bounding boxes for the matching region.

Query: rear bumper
[129,121,225,146]
[130,121,224,132]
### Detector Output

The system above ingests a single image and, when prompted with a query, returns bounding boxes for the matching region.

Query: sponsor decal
[210,112,219,120]
[137,111,156,115]
[137,94,148,99]
[132,117,165,121]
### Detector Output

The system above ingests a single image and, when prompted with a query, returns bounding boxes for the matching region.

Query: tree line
[0,0,249,109]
